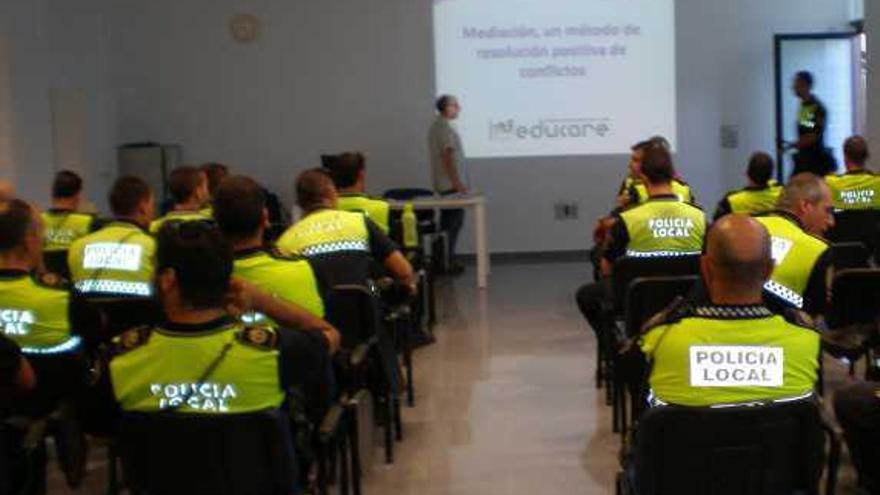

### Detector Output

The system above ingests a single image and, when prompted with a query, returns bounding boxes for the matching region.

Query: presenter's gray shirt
[428,116,467,192]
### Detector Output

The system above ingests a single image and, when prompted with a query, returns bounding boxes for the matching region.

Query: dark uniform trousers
[834,381,880,494]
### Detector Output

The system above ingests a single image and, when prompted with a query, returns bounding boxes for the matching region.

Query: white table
[389,194,490,289]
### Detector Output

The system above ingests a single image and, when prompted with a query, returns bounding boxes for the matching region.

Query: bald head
[703,215,773,301]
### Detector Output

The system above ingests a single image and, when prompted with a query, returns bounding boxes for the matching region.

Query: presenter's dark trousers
[439,190,465,262]
[834,381,880,494]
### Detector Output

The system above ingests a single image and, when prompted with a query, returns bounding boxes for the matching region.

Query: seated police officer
[213,175,328,323]
[640,214,819,407]
[825,135,880,211]
[714,152,782,220]
[0,199,86,410]
[326,152,392,234]
[576,144,706,345]
[277,169,415,290]
[107,221,339,417]
[834,381,880,494]
[69,176,157,299]
[619,136,694,207]
[0,199,89,490]
[754,173,833,315]
[150,165,212,234]
[41,171,97,277]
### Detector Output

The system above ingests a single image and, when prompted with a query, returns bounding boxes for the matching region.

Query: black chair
[618,399,840,495]
[70,296,163,353]
[605,256,701,431]
[830,242,871,270]
[117,409,298,495]
[612,276,699,434]
[826,209,880,259]
[325,285,400,465]
[826,269,880,329]
[823,269,880,379]
[42,250,71,279]
[611,256,701,316]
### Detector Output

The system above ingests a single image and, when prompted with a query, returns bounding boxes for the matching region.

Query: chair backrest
[611,256,701,315]
[324,285,382,349]
[827,268,880,328]
[625,276,699,337]
[633,400,825,495]
[42,250,71,279]
[827,209,880,253]
[70,296,162,351]
[830,242,871,270]
[117,409,297,495]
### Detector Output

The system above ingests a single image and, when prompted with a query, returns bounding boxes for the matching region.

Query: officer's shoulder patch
[781,308,819,332]
[33,271,69,290]
[112,326,153,355]
[641,296,691,334]
[236,326,280,350]
[267,246,306,262]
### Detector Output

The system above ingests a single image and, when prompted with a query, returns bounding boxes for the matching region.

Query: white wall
[0,0,114,208]
[4,0,854,252]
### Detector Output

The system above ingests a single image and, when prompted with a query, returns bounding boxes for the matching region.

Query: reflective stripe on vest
[21,335,82,355]
[625,250,701,258]
[763,280,804,309]
[74,279,152,296]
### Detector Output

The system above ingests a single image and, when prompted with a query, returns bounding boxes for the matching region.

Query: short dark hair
[327,152,365,189]
[631,140,653,153]
[109,176,152,217]
[435,95,454,113]
[168,166,203,204]
[156,221,232,309]
[52,170,83,199]
[200,163,230,194]
[746,152,774,186]
[640,145,674,184]
[0,199,33,252]
[295,168,335,210]
[213,176,266,239]
[843,135,869,166]
[795,71,814,88]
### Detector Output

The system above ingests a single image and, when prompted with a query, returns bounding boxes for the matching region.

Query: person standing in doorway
[790,71,834,177]
[428,94,468,275]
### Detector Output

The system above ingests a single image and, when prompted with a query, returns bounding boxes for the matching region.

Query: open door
[774,32,866,180]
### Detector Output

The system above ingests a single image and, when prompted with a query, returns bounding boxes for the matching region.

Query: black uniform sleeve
[802,248,832,316]
[0,335,22,386]
[603,216,630,263]
[365,218,398,262]
[713,197,732,221]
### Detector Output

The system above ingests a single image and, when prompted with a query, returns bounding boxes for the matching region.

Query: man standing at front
[429,94,468,275]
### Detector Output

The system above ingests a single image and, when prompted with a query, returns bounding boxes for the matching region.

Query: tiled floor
[48,261,862,494]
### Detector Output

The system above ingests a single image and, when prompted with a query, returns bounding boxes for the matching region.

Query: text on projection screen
[433,0,676,158]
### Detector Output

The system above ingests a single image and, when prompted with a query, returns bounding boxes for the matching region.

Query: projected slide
[433,0,676,158]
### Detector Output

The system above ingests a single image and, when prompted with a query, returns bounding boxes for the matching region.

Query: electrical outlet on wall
[554,202,579,221]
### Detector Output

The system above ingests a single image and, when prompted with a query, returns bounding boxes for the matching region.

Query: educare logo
[489,118,611,141]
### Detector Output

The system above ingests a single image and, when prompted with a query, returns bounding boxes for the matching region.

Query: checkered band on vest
[763,280,803,309]
[300,240,370,257]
